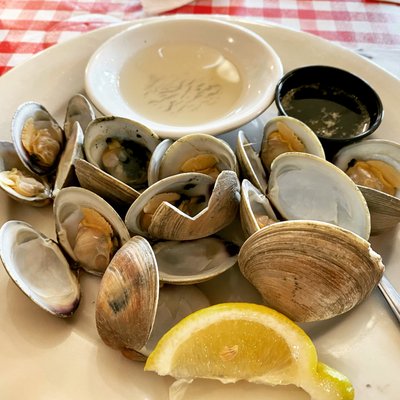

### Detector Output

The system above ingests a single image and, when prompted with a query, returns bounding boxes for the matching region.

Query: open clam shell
[64,93,96,139]
[147,138,173,187]
[260,116,325,171]
[12,101,65,176]
[83,116,160,191]
[54,186,130,275]
[150,133,238,182]
[0,141,52,206]
[125,170,241,241]
[238,220,384,322]
[0,220,80,317]
[96,236,159,360]
[235,130,268,194]
[52,121,84,197]
[95,236,210,361]
[267,152,371,240]
[240,179,278,239]
[333,139,400,235]
[74,158,140,214]
[152,236,239,285]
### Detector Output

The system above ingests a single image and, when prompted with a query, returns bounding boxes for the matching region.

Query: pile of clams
[0,92,395,361]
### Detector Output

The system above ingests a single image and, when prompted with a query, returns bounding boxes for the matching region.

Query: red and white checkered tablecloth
[0,0,400,77]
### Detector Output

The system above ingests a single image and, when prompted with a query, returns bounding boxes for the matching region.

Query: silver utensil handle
[378,275,400,323]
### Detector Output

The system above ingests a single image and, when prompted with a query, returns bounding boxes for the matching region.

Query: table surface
[0,0,400,78]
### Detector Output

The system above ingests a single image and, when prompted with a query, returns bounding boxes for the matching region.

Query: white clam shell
[235,130,268,194]
[84,116,160,187]
[53,121,84,197]
[238,220,384,322]
[54,186,131,275]
[333,139,400,234]
[96,236,159,360]
[240,179,278,239]
[64,93,96,139]
[0,220,80,317]
[95,236,211,360]
[0,141,52,206]
[261,116,325,169]
[267,152,371,239]
[125,170,241,241]
[152,236,239,285]
[12,101,65,176]
[151,133,238,182]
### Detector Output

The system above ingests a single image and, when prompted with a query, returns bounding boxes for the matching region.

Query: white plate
[85,16,283,138]
[0,15,399,400]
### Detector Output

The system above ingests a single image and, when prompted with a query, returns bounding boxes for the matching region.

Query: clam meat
[12,102,65,175]
[54,187,130,275]
[125,170,241,241]
[0,141,52,206]
[84,116,160,190]
[333,139,400,234]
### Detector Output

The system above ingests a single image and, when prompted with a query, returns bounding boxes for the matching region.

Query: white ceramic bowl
[85,16,283,139]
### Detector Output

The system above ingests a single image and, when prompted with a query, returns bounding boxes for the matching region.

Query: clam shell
[153,133,238,181]
[152,237,239,285]
[125,170,241,241]
[52,121,84,197]
[235,130,268,194]
[333,139,400,235]
[240,179,278,239]
[267,152,371,240]
[95,236,159,358]
[0,220,80,317]
[64,93,96,138]
[54,186,131,275]
[238,220,384,322]
[260,116,325,171]
[12,101,65,176]
[0,141,52,206]
[95,236,211,360]
[84,116,160,190]
[147,138,173,187]
[74,158,140,214]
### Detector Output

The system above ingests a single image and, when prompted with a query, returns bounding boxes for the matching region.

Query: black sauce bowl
[275,65,383,159]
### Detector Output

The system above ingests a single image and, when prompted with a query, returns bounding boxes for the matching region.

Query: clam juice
[118,43,244,126]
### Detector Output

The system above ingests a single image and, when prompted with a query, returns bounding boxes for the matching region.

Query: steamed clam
[82,116,161,190]
[6,100,85,203]
[240,179,278,239]
[236,131,268,194]
[12,102,65,176]
[260,116,325,171]
[148,133,238,183]
[95,236,210,361]
[54,186,130,275]
[125,170,241,241]
[238,220,384,322]
[64,93,96,139]
[236,116,325,194]
[0,141,52,206]
[267,152,371,239]
[0,220,80,317]
[333,139,400,234]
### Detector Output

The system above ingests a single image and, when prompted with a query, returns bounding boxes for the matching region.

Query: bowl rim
[84,15,283,139]
[274,64,384,143]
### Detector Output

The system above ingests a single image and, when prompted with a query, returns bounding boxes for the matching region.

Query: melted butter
[119,43,243,126]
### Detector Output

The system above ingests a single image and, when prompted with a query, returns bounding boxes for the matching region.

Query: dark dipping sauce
[280,83,371,140]
[275,66,383,156]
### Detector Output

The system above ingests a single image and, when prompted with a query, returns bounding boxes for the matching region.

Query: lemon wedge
[144,303,354,400]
